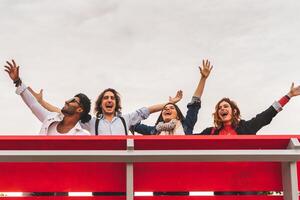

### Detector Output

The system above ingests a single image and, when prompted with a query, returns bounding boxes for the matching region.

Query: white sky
[0,0,299,135]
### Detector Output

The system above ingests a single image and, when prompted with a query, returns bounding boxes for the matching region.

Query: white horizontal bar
[0,149,299,162]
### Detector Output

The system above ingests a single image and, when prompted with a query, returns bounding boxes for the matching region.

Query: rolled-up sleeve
[126,107,150,126]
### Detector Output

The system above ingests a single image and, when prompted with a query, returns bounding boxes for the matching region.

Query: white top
[16,83,90,136]
[48,121,90,136]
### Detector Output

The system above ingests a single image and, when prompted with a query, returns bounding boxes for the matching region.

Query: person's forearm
[40,99,61,113]
[16,83,50,122]
[193,76,207,98]
[148,103,167,114]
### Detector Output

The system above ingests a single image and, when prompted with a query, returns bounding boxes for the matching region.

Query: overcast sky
[0,0,299,135]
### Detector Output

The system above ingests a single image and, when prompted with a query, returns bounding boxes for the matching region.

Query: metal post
[126,139,134,200]
[282,138,300,200]
[282,162,298,200]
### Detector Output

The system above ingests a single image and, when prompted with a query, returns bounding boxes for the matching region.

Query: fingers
[201,59,211,68]
[4,65,11,71]
[199,66,203,73]
[175,90,183,99]
[5,60,18,69]
[4,65,12,74]
[6,61,13,68]
[176,90,183,94]
[291,82,295,90]
[12,59,17,67]
[178,90,183,97]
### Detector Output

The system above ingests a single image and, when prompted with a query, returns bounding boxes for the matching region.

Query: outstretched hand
[28,87,44,103]
[199,59,213,78]
[288,82,300,98]
[4,60,20,81]
[169,90,183,104]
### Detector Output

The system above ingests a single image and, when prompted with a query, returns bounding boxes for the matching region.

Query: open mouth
[220,111,229,118]
[164,111,172,116]
[105,104,113,109]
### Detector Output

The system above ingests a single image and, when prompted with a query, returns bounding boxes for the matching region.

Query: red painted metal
[0,136,298,198]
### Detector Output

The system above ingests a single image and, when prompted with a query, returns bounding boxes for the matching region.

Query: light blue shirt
[80,107,150,135]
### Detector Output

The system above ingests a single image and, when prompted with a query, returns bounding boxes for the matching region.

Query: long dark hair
[155,103,185,126]
[94,88,122,117]
[213,97,241,129]
[75,93,91,123]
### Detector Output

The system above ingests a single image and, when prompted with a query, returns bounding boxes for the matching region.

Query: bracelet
[13,78,22,87]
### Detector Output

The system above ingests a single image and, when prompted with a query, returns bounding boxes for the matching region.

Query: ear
[233,109,237,115]
[76,107,83,113]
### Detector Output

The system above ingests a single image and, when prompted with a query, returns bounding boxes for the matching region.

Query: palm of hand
[9,68,18,81]
[201,67,210,77]
[291,86,300,97]
[169,90,183,103]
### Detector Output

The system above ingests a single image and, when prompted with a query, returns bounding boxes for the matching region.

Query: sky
[0,0,299,135]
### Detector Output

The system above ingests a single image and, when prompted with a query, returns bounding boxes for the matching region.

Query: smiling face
[94,88,122,117]
[213,98,241,128]
[61,97,82,116]
[217,101,233,124]
[162,104,178,122]
[101,91,116,115]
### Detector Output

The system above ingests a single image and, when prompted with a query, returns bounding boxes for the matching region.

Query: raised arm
[194,59,213,98]
[27,87,61,113]
[242,82,300,134]
[147,90,183,113]
[4,59,51,122]
[287,82,300,98]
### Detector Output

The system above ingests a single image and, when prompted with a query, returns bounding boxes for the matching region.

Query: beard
[61,105,76,116]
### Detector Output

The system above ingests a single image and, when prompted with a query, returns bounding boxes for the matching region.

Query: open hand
[169,90,183,104]
[199,59,213,78]
[288,82,300,98]
[4,59,20,81]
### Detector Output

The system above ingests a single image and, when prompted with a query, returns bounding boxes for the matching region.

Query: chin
[164,118,174,123]
[104,110,114,115]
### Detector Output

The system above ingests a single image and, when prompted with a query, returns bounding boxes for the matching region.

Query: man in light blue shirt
[30,83,182,135]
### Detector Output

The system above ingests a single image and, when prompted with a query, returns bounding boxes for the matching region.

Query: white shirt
[16,83,90,136]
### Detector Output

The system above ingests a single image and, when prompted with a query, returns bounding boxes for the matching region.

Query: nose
[107,97,113,102]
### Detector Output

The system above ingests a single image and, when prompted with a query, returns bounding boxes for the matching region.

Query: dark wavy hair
[94,88,122,117]
[155,103,185,126]
[213,97,241,129]
[75,93,91,123]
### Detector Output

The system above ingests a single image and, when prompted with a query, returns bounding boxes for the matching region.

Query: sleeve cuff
[187,96,201,106]
[141,107,150,119]
[272,101,283,112]
[15,82,27,95]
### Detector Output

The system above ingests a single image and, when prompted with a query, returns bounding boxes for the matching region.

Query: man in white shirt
[30,84,183,136]
[4,59,90,135]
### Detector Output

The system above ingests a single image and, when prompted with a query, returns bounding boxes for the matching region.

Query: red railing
[0,135,299,199]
